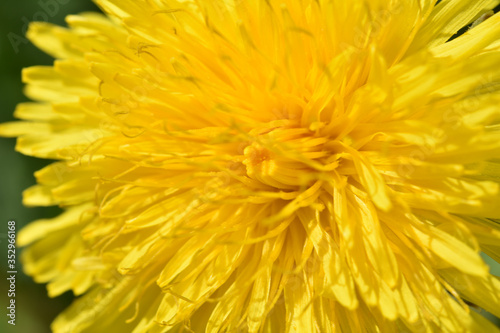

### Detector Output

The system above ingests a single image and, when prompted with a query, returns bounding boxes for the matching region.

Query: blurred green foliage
[0,2,99,332]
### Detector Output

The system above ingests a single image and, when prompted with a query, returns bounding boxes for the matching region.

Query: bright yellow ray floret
[1,0,500,332]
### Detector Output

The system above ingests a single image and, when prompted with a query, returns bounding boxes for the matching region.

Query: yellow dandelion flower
[3,0,500,332]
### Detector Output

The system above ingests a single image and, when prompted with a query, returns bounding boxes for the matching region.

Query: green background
[0,1,499,332]
[0,1,99,332]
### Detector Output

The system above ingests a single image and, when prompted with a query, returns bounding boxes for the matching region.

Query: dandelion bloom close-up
[2,0,500,332]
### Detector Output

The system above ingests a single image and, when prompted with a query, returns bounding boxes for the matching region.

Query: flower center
[241,124,332,190]
[243,143,271,166]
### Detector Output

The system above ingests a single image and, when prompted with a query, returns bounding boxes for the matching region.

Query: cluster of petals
[1,0,500,332]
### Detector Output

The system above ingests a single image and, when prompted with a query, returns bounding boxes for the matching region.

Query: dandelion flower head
[2,0,500,332]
